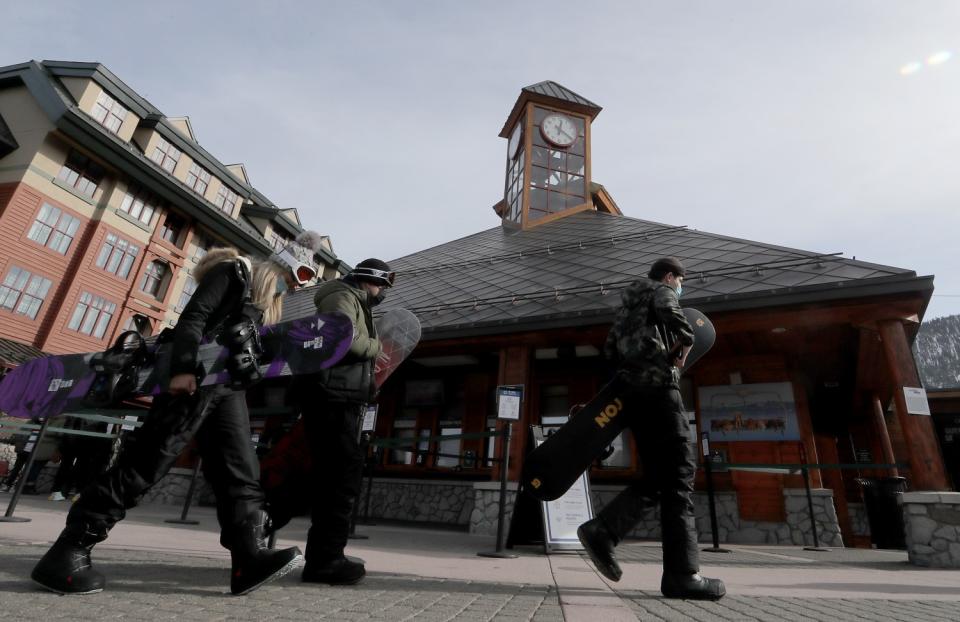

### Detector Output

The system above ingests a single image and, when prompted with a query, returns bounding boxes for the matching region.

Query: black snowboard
[522,308,716,502]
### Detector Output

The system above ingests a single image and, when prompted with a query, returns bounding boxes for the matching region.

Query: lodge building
[283,81,953,549]
[0,60,346,372]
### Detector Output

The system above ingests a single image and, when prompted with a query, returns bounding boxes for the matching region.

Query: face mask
[675,283,682,298]
[370,290,387,307]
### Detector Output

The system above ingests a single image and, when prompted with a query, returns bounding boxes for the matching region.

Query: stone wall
[30,463,214,508]
[468,483,842,546]
[901,492,960,568]
[847,502,870,537]
[358,478,475,526]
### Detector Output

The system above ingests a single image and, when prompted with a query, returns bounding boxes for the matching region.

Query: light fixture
[771,327,787,334]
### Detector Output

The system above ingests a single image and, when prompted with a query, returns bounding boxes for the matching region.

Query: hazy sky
[5,1,959,318]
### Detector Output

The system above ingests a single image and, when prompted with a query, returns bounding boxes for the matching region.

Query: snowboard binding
[85,331,152,407]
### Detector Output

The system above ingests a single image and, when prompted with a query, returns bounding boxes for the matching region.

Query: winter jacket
[170,254,255,377]
[603,278,694,388]
[311,279,381,402]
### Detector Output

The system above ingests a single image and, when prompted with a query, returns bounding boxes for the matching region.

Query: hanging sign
[362,404,379,432]
[496,385,523,421]
[903,387,931,416]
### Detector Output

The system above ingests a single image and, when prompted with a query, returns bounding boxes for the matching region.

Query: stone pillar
[877,320,949,490]
[900,492,960,568]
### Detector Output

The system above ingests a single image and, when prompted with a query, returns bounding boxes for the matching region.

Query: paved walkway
[1,493,958,620]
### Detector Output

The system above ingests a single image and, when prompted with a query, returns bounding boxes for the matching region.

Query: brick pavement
[1,493,959,620]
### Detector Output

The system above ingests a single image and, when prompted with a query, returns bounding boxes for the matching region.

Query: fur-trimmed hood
[193,247,251,283]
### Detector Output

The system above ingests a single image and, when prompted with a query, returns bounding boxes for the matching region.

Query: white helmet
[270,230,323,286]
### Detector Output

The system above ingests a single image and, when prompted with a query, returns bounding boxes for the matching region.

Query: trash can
[857,476,908,549]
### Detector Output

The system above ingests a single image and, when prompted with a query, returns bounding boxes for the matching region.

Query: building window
[140,260,170,298]
[91,91,128,134]
[185,162,211,196]
[159,213,186,247]
[191,234,208,261]
[213,184,239,215]
[95,233,140,279]
[57,151,105,199]
[266,229,288,252]
[123,313,152,337]
[67,291,117,339]
[528,106,587,223]
[119,187,158,226]
[176,275,197,312]
[0,266,53,320]
[150,137,181,173]
[26,203,81,255]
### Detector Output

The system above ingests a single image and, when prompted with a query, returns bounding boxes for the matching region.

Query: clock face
[540,113,578,147]
[508,123,522,160]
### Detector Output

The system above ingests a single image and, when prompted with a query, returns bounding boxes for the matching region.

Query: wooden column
[877,320,949,491]
[871,394,899,478]
[493,344,530,482]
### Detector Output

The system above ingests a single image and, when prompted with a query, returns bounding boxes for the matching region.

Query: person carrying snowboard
[577,257,726,601]
[31,232,325,596]
[283,258,393,586]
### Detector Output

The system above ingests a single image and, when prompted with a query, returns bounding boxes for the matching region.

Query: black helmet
[648,257,686,280]
[351,258,395,287]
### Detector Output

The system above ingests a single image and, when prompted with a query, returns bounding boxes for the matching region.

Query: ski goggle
[272,247,318,286]
[352,267,395,287]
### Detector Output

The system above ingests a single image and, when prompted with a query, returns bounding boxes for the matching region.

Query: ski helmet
[350,258,395,288]
[270,230,324,286]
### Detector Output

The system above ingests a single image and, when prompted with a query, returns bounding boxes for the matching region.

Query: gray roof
[522,81,601,111]
[284,210,929,339]
[0,337,44,367]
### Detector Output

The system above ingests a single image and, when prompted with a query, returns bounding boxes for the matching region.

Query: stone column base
[900,492,960,568]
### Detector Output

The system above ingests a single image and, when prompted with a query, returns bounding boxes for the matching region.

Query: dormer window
[91,91,128,134]
[58,151,105,199]
[185,162,211,196]
[151,137,181,173]
[214,185,239,215]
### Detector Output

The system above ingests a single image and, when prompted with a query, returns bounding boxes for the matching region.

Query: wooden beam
[871,394,899,478]
[711,299,924,335]
[877,320,949,490]
[494,344,531,482]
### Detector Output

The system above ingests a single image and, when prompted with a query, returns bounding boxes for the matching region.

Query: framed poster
[699,382,801,442]
[531,428,594,553]
[496,385,523,421]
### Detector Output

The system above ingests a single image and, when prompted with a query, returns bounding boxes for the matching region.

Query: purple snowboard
[0,312,354,420]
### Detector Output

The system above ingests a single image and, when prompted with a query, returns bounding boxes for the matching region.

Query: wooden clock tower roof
[499,81,602,138]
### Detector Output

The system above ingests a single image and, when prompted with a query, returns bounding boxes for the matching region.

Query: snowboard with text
[0,312,355,421]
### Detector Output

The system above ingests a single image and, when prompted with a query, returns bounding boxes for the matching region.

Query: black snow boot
[302,555,366,585]
[661,573,726,600]
[230,510,302,595]
[577,518,622,582]
[31,528,106,595]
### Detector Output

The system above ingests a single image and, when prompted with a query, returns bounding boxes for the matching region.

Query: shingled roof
[283,210,930,340]
[0,337,45,368]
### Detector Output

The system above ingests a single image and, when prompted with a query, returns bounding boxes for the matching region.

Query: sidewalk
[1,492,958,621]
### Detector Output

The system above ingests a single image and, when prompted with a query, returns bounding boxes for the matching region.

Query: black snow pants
[597,384,701,575]
[302,400,365,563]
[66,385,264,547]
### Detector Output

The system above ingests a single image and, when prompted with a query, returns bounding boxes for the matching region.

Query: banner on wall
[699,382,801,442]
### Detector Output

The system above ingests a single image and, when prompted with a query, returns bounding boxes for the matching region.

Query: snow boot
[230,510,302,595]
[31,528,106,595]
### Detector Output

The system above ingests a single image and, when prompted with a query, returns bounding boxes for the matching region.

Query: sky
[4,1,960,319]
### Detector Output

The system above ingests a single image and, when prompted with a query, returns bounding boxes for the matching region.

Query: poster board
[531,427,594,553]
[903,387,931,416]
[699,382,801,441]
[496,385,523,421]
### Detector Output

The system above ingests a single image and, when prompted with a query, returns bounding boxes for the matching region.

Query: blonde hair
[250,259,286,325]
[192,247,286,325]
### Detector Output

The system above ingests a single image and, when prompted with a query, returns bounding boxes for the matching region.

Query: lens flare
[899,61,923,76]
[927,50,953,65]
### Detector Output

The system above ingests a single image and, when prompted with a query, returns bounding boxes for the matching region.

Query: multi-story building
[0,60,346,362]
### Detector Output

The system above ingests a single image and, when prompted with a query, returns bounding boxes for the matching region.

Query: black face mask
[370,290,387,307]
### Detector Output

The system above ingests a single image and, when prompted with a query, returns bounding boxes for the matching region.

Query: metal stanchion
[348,432,371,540]
[361,445,379,527]
[1,418,50,523]
[165,458,202,525]
[478,424,518,559]
[700,433,730,553]
[800,447,828,552]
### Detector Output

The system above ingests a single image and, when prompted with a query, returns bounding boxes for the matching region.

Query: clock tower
[498,81,602,229]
